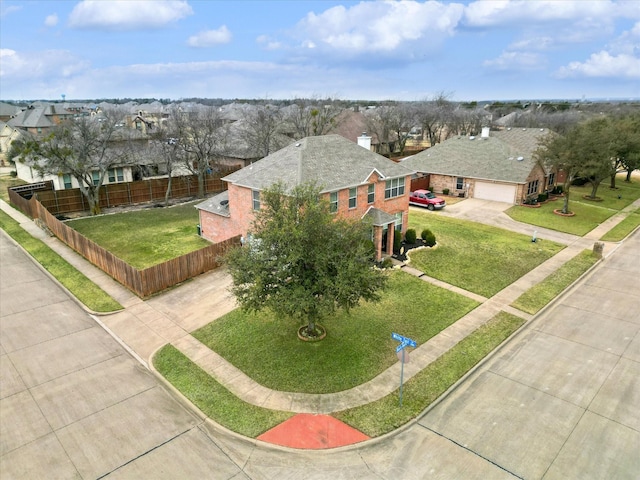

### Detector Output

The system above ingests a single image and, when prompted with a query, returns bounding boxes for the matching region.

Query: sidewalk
[1,198,636,413]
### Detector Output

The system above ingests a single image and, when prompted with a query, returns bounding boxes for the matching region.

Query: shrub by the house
[421,228,436,247]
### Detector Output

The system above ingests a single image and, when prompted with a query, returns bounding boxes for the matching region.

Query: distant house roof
[8,107,53,129]
[402,128,553,184]
[0,102,22,119]
[222,134,415,193]
[7,103,73,130]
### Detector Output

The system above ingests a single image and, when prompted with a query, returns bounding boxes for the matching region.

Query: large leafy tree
[10,108,131,215]
[534,128,581,214]
[610,113,640,185]
[225,183,387,338]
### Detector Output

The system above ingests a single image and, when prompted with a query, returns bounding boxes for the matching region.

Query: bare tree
[285,98,345,139]
[414,93,454,146]
[240,104,288,158]
[149,114,180,206]
[12,107,131,215]
[172,106,229,198]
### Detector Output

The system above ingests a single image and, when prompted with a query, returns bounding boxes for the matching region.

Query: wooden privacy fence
[9,193,241,298]
[33,171,236,215]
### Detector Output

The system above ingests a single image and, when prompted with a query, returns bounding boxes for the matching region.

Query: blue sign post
[392,332,417,407]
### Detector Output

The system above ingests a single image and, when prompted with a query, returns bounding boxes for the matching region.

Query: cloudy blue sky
[1,0,639,102]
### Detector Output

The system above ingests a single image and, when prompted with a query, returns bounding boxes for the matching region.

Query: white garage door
[474,182,517,203]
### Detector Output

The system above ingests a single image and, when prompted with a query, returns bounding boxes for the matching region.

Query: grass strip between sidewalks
[334,311,525,437]
[510,250,600,315]
[600,208,640,242]
[0,210,122,313]
[154,344,294,438]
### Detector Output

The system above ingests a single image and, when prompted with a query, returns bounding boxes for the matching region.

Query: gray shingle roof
[195,190,229,216]
[222,134,415,193]
[363,207,397,226]
[402,128,553,184]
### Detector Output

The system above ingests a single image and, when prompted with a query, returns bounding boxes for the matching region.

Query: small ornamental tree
[225,183,387,339]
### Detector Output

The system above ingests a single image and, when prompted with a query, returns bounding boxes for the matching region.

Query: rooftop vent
[295,143,301,147]
[220,200,229,206]
[517,156,524,161]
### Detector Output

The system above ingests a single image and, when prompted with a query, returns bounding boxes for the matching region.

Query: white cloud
[556,21,640,80]
[292,1,464,57]
[463,0,615,28]
[0,3,21,18]
[187,26,232,47]
[483,51,546,71]
[68,0,192,30]
[0,48,89,80]
[556,51,640,79]
[257,35,282,51]
[44,13,58,27]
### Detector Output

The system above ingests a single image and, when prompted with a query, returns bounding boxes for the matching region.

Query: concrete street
[1,197,638,478]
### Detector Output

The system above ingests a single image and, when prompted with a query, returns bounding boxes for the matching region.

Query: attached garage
[473,181,517,203]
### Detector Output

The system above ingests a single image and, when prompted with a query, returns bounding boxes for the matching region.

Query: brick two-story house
[196,134,415,260]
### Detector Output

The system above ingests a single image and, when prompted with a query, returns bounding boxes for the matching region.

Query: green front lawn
[0,210,122,312]
[511,250,599,314]
[407,212,564,297]
[66,202,210,268]
[506,177,640,236]
[192,270,479,393]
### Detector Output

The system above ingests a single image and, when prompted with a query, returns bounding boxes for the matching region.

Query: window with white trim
[527,179,539,195]
[108,168,124,183]
[367,184,375,204]
[92,171,100,186]
[252,190,260,210]
[456,177,464,190]
[548,172,555,186]
[348,187,357,209]
[62,174,72,189]
[384,177,405,199]
[330,191,338,213]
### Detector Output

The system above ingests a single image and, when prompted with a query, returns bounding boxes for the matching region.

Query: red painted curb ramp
[257,414,370,449]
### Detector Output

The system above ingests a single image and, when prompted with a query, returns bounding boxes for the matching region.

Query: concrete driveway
[425,198,580,244]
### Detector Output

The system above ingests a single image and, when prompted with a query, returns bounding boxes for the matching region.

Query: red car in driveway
[409,189,446,210]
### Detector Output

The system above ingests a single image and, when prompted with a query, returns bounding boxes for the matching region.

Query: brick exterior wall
[199,172,412,259]
[423,167,558,204]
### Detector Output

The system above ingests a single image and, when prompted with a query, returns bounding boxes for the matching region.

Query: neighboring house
[0,121,23,166]
[7,103,74,136]
[0,102,23,122]
[402,127,557,204]
[196,134,415,261]
[13,123,153,190]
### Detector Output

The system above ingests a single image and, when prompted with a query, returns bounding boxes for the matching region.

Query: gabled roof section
[8,107,54,129]
[223,134,415,193]
[362,206,396,227]
[402,128,553,184]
